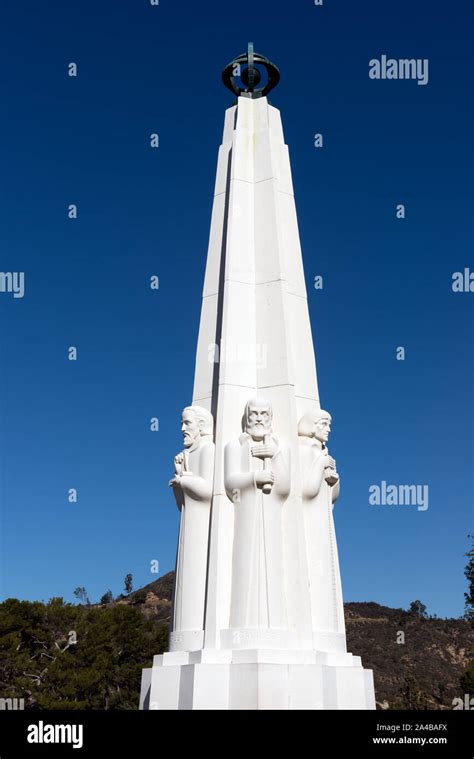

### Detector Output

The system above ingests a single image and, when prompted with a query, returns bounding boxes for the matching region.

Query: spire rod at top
[222,42,280,99]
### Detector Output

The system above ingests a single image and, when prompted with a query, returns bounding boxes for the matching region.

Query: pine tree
[408,600,427,619]
[73,587,87,604]
[460,660,474,695]
[464,534,474,622]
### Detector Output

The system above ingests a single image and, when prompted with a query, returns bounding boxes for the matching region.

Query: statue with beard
[169,405,214,650]
[224,398,290,632]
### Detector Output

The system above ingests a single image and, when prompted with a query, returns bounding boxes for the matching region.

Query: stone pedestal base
[139,649,375,710]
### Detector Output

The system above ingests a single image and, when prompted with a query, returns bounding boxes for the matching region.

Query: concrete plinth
[140,649,375,710]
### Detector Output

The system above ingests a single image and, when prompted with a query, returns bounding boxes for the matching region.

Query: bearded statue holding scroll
[224,398,290,634]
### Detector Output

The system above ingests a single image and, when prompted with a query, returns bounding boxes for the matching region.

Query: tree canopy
[0,598,167,709]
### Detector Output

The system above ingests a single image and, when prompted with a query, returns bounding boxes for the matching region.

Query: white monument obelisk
[140,46,375,710]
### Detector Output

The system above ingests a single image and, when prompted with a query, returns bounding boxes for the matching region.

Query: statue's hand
[251,443,278,460]
[325,469,339,487]
[324,455,336,470]
[255,470,275,488]
[174,452,184,475]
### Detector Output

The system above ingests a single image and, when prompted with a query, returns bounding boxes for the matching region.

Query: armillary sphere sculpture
[222,42,280,98]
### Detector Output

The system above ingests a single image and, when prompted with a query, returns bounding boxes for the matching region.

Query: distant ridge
[121,572,473,710]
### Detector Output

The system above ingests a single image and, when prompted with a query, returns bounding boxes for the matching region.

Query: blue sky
[0,0,472,618]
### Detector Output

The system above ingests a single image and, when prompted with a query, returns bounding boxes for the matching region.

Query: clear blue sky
[0,0,472,618]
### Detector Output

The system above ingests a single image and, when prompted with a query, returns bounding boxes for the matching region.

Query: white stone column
[140,93,376,711]
[193,96,321,651]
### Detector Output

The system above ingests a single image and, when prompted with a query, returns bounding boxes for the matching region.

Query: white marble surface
[140,95,375,710]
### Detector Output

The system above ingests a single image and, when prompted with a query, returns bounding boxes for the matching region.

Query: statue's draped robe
[172,436,214,634]
[299,439,345,635]
[224,433,290,630]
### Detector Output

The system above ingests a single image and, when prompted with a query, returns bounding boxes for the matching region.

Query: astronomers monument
[140,46,376,710]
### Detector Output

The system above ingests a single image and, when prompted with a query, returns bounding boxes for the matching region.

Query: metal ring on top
[222,43,280,99]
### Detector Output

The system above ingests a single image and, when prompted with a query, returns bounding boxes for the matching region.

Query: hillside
[0,573,471,710]
[344,601,472,709]
[123,572,473,710]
